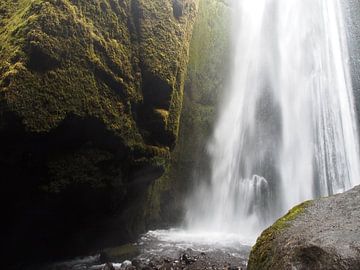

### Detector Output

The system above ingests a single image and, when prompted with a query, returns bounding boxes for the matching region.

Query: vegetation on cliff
[143,0,232,227]
[0,0,197,263]
[0,0,197,152]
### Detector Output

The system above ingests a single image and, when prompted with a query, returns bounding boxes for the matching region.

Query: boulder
[248,186,360,270]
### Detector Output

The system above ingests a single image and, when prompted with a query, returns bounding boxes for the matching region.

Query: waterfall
[185,0,360,243]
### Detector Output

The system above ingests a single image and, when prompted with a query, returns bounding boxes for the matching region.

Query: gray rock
[103,262,115,270]
[248,185,360,270]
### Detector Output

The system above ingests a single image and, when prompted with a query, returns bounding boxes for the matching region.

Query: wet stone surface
[132,248,248,270]
[133,230,250,270]
[42,230,251,270]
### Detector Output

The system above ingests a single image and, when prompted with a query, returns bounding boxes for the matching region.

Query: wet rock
[226,267,240,270]
[140,266,152,270]
[121,260,132,269]
[179,251,198,266]
[131,259,148,270]
[248,185,360,270]
[103,263,115,270]
[131,259,141,268]
[173,0,184,18]
[181,254,191,265]
[127,249,247,270]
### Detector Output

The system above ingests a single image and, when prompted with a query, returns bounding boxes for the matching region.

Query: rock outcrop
[0,0,197,263]
[248,186,360,270]
[143,0,232,227]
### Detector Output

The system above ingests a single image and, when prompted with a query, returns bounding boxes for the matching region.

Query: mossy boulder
[0,0,197,264]
[248,186,360,270]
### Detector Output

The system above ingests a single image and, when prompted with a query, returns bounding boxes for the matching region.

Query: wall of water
[186,0,360,243]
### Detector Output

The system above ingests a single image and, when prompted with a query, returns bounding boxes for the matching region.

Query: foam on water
[142,229,253,247]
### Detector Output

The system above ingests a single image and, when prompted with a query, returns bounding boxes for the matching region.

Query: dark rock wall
[0,0,198,264]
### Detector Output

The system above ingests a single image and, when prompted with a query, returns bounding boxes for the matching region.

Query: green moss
[178,0,231,157]
[0,1,200,241]
[166,81,184,146]
[42,148,114,193]
[1,0,143,148]
[142,0,231,226]
[0,0,198,152]
[135,0,198,147]
[138,0,197,83]
[144,175,168,223]
[247,201,313,270]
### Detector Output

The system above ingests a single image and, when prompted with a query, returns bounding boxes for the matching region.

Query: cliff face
[0,0,197,262]
[143,0,231,227]
[248,186,360,270]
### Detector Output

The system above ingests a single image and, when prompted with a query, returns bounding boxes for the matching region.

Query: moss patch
[0,0,198,152]
[0,0,199,204]
[1,0,141,145]
[247,200,313,270]
[143,0,231,228]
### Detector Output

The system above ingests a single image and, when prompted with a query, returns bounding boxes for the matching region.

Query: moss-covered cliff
[0,0,197,156]
[143,0,231,227]
[0,0,197,263]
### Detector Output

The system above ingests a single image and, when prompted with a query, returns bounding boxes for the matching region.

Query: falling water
[186,0,360,243]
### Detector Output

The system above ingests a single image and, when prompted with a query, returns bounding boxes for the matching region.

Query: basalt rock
[248,185,360,270]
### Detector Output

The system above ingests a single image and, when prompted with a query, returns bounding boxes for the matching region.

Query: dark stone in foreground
[248,185,360,270]
[130,250,247,270]
[41,243,249,270]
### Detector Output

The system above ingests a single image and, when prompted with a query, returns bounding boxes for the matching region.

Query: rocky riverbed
[38,230,251,270]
